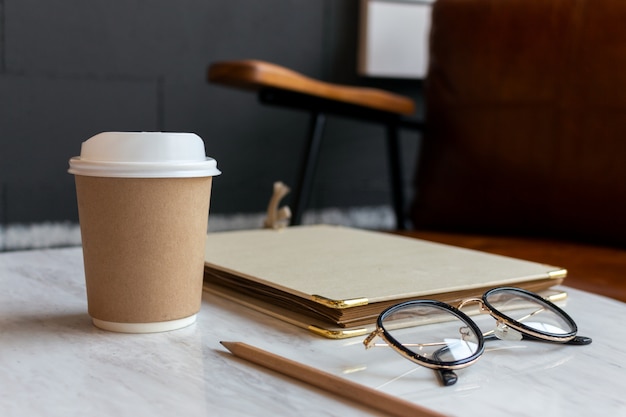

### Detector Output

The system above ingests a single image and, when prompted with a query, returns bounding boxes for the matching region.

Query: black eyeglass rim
[377,299,486,369]
[481,287,578,342]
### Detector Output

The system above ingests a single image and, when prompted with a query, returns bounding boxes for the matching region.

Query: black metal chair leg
[291,112,327,225]
[386,122,407,230]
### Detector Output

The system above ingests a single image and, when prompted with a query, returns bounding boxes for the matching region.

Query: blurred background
[0,0,428,250]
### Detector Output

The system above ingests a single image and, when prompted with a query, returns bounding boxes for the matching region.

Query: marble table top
[1,247,624,417]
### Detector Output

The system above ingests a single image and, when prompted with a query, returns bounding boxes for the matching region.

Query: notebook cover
[204,225,564,302]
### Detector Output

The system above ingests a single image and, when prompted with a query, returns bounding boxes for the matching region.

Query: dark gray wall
[0,0,422,226]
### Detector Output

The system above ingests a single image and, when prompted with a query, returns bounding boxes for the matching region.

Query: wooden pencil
[220,341,447,417]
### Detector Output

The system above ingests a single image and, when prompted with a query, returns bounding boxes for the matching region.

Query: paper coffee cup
[69,132,220,333]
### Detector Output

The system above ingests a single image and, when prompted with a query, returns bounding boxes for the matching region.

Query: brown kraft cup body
[75,175,212,324]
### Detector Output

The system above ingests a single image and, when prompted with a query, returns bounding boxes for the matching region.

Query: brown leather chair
[409,0,626,301]
[208,60,418,229]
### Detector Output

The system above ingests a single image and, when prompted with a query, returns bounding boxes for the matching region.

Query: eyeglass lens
[382,304,481,365]
[484,289,576,336]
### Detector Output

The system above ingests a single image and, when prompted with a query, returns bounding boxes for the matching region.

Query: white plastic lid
[68,131,221,178]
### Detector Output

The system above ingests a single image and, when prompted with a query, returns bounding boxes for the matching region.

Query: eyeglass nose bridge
[456,297,487,313]
[456,297,518,340]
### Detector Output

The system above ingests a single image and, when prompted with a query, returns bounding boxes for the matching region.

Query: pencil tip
[220,341,234,351]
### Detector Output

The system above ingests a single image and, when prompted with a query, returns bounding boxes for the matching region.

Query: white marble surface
[1,247,625,417]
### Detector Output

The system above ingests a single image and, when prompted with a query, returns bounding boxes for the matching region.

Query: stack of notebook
[203,225,566,338]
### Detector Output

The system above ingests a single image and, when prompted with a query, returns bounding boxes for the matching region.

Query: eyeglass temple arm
[567,335,592,345]
[432,345,458,386]
[436,370,458,386]
[490,304,592,345]
[434,332,592,387]
[516,333,592,345]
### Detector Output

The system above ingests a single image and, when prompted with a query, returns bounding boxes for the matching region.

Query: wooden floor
[400,231,626,303]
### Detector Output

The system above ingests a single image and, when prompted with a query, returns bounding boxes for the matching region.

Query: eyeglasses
[363,287,592,386]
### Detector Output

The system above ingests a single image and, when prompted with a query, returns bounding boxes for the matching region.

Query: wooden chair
[208,60,418,229]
